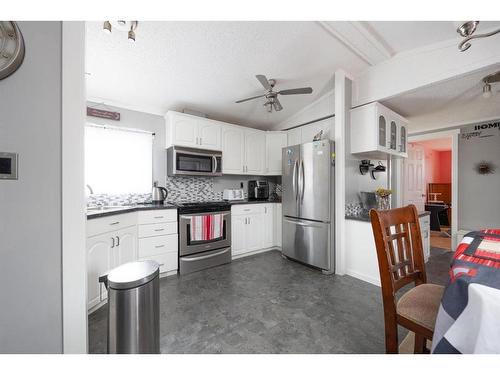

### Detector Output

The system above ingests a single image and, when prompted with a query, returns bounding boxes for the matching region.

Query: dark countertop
[86,200,281,220]
[86,203,177,220]
[229,199,282,205]
[345,210,430,222]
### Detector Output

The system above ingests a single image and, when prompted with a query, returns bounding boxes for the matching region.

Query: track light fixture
[457,21,500,51]
[481,71,500,99]
[102,21,138,43]
[482,83,492,99]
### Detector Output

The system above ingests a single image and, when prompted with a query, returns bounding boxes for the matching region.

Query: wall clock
[0,21,25,80]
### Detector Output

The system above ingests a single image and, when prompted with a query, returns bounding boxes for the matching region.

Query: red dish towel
[190,214,224,241]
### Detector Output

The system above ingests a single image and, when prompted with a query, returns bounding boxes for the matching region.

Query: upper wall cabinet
[286,118,333,146]
[350,102,408,159]
[265,131,287,175]
[165,111,222,151]
[221,125,245,174]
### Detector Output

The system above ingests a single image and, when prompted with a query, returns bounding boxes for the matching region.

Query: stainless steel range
[177,201,231,274]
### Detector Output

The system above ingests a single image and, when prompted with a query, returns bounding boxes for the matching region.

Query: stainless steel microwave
[167,146,222,177]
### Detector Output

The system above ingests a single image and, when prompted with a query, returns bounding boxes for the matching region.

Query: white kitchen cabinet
[244,130,266,175]
[113,226,138,267]
[350,102,408,159]
[231,203,281,258]
[287,127,302,146]
[265,131,287,175]
[274,203,282,248]
[198,118,222,150]
[165,111,221,150]
[300,119,331,144]
[222,125,245,174]
[87,233,113,310]
[262,204,274,249]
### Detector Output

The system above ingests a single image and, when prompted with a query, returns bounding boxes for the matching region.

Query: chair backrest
[370,205,427,298]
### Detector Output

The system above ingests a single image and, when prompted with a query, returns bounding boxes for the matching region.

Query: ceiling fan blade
[278,87,313,95]
[235,94,266,104]
[273,98,283,111]
[256,74,271,90]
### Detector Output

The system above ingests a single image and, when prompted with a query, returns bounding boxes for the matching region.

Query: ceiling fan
[235,75,313,113]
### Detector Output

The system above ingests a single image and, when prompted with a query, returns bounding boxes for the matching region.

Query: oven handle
[180,212,230,220]
[181,248,230,262]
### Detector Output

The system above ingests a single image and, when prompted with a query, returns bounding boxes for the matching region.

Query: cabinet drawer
[138,222,177,238]
[138,234,178,258]
[138,252,178,274]
[87,212,137,237]
[231,204,265,216]
[138,209,177,224]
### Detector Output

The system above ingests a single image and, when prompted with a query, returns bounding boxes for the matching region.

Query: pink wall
[410,142,451,196]
[437,150,451,183]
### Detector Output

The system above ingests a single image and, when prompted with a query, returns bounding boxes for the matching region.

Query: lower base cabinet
[231,203,281,258]
[86,209,178,312]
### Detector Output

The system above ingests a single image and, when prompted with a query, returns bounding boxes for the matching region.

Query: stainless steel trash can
[102,260,160,354]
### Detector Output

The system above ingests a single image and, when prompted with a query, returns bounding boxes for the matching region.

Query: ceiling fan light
[483,83,492,99]
[103,21,112,34]
[128,29,136,43]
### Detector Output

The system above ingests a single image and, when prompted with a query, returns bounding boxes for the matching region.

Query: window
[85,125,153,195]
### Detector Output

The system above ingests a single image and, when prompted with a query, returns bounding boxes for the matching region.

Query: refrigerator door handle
[292,160,299,201]
[299,159,305,202]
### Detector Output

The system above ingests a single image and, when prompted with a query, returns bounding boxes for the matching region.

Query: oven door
[179,211,231,256]
[170,148,222,176]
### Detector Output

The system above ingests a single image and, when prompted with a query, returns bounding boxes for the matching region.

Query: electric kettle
[152,181,168,204]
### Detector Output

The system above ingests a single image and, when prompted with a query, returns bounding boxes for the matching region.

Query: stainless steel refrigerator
[282,140,334,272]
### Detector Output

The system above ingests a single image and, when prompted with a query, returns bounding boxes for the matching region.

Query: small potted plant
[375,188,392,210]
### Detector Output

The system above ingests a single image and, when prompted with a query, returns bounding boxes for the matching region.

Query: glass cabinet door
[400,125,406,153]
[378,115,387,147]
[390,121,397,150]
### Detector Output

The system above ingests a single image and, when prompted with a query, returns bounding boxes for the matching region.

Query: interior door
[282,144,300,218]
[403,143,426,211]
[298,141,332,222]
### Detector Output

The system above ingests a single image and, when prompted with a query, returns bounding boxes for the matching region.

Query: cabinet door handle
[154,228,164,232]
[248,217,250,225]
[111,237,115,248]
[154,216,164,219]
[109,221,120,226]
[155,244,165,249]
[199,137,202,145]
[265,207,267,214]
[116,236,120,246]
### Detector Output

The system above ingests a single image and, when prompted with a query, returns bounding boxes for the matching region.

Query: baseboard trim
[345,269,381,287]
[232,246,281,260]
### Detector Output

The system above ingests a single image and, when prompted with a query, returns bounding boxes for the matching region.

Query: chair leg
[414,334,425,354]
[385,322,399,354]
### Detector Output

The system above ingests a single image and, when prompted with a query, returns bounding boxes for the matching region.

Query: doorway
[402,130,458,251]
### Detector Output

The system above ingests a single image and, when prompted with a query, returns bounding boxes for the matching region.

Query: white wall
[273,90,334,131]
[0,22,64,353]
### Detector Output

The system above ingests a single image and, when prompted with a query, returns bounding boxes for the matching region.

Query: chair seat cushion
[397,283,444,331]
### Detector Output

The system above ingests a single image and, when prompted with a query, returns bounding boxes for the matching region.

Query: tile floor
[88,248,452,354]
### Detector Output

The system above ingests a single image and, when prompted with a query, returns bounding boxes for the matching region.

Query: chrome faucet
[86,184,94,195]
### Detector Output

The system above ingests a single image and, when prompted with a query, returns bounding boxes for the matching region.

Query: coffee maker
[248,180,269,201]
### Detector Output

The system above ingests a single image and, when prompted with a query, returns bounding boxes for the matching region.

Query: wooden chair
[370,204,444,354]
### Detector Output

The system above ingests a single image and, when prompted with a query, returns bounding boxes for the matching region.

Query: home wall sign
[87,107,121,121]
[0,21,25,80]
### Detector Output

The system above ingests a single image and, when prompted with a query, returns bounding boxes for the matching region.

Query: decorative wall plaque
[0,21,25,80]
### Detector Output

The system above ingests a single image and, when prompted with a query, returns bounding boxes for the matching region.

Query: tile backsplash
[86,176,282,206]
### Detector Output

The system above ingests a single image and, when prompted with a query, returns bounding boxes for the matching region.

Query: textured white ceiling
[86,21,367,129]
[383,63,500,118]
[86,21,500,129]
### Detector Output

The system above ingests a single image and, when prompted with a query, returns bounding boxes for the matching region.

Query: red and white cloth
[190,214,224,241]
